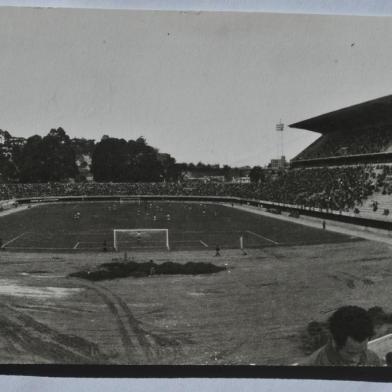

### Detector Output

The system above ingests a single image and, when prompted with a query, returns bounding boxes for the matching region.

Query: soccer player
[136,231,142,245]
[102,240,108,252]
[214,244,221,257]
[322,220,326,230]
[166,213,171,221]
[149,259,155,276]
[299,306,381,366]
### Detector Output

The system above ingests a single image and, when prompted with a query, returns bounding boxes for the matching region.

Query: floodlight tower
[276,121,284,159]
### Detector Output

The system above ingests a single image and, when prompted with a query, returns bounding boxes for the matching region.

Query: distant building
[76,154,92,166]
[0,130,12,145]
[0,133,26,159]
[75,153,93,182]
[230,166,251,183]
[231,176,250,184]
[230,166,252,184]
[269,156,288,170]
[183,170,225,183]
[8,137,26,147]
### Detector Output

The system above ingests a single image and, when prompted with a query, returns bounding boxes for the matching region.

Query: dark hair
[328,306,374,349]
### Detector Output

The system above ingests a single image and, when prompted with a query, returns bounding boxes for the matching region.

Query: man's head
[328,306,374,365]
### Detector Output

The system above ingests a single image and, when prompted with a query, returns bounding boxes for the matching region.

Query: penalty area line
[246,230,279,245]
[2,232,27,248]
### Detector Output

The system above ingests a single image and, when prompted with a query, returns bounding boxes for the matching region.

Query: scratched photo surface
[0,6,391,367]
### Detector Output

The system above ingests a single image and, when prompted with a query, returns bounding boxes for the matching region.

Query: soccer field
[0,201,359,251]
[0,200,390,366]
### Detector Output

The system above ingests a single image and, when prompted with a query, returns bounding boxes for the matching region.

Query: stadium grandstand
[287,95,392,222]
[290,95,392,167]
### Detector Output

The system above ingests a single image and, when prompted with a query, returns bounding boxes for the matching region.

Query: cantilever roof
[289,95,392,134]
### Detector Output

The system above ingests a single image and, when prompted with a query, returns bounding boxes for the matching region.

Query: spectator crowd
[295,127,392,161]
[0,165,383,214]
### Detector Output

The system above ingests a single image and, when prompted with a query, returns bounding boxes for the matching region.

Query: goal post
[239,230,278,249]
[113,229,170,251]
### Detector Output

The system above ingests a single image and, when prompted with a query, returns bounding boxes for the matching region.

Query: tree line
[0,128,268,183]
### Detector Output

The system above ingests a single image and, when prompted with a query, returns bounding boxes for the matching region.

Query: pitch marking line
[78,241,105,244]
[174,240,202,243]
[246,230,279,245]
[2,232,27,248]
[199,240,209,248]
[73,242,80,250]
[5,246,74,250]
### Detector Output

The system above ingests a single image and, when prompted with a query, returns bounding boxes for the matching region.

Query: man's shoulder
[298,346,383,366]
[297,345,329,366]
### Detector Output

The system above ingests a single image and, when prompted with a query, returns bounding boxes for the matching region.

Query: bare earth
[0,239,391,365]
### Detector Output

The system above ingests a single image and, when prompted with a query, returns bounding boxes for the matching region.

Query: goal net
[113,229,170,251]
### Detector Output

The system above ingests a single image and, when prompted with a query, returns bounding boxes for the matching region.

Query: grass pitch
[0,201,358,251]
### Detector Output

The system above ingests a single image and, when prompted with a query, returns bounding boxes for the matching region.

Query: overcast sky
[1,7,392,166]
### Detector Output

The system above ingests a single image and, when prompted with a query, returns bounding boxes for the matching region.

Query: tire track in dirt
[77,280,184,363]
[104,287,185,362]
[0,303,107,363]
[76,281,144,363]
[98,286,155,361]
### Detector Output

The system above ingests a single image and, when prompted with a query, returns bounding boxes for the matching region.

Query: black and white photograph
[0,0,392,377]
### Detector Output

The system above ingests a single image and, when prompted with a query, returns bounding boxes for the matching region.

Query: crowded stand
[294,127,392,162]
[0,165,378,214]
[376,165,392,195]
[253,166,374,211]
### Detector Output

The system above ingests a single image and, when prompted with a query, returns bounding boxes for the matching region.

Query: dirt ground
[0,239,391,365]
